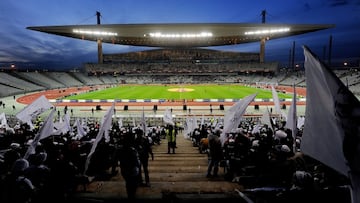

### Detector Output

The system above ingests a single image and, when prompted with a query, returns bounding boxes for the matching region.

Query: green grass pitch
[66,84,292,100]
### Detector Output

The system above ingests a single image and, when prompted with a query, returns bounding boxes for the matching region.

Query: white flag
[297,116,305,129]
[192,116,198,132]
[271,85,282,115]
[75,118,87,140]
[84,102,115,174]
[53,113,71,135]
[284,85,297,153]
[141,107,147,135]
[24,108,55,159]
[53,117,63,135]
[118,117,123,128]
[221,93,257,145]
[212,117,218,128]
[0,112,8,128]
[132,117,136,127]
[64,112,71,133]
[184,117,192,138]
[251,123,261,134]
[186,116,198,137]
[200,114,205,127]
[16,95,53,123]
[163,108,175,126]
[260,106,273,128]
[81,117,90,133]
[301,46,360,202]
[38,110,55,141]
[284,84,297,139]
[101,104,115,143]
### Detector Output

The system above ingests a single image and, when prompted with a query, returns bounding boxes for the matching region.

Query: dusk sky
[0,0,359,70]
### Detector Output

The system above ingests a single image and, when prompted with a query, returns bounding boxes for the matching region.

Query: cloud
[328,0,349,7]
[328,0,360,7]
[303,2,312,11]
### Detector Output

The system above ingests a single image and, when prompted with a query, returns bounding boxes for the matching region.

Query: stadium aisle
[71,134,243,202]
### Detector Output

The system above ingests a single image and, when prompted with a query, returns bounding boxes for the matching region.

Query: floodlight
[73,29,118,36]
[148,32,213,38]
[244,28,290,35]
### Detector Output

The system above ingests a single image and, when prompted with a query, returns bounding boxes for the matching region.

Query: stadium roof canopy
[27,23,334,47]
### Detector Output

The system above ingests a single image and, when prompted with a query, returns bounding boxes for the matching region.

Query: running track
[16,85,306,108]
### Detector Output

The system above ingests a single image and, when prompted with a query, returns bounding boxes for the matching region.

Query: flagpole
[292,84,297,153]
[349,171,360,203]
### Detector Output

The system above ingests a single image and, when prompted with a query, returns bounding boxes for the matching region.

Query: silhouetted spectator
[1,158,35,203]
[119,133,141,201]
[135,133,154,187]
[206,133,222,178]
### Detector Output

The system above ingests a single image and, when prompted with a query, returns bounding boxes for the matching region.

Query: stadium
[1,21,358,124]
[0,15,359,203]
[1,21,338,122]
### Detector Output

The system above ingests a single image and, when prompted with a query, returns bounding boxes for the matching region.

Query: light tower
[259,10,266,63]
[96,11,103,64]
[328,35,333,67]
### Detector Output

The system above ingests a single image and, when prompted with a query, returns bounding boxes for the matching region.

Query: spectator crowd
[0,113,351,202]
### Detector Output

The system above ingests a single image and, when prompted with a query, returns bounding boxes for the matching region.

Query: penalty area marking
[167,88,195,92]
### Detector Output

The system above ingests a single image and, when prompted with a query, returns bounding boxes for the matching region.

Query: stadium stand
[70,72,104,85]
[278,71,306,86]
[43,72,84,87]
[0,83,24,97]
[0,72,45,93]
[84,61,279,76]
[14,71,65,89]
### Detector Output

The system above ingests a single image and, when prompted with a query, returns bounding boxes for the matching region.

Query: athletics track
[16,85,306,108]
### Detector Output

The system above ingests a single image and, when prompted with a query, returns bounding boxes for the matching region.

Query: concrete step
[74,181,244,203]
[72,136,243,202]
[110,172,226,182]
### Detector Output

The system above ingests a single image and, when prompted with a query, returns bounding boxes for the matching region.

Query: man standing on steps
[206,132,223,178]
[119,133,141,201]
[166,124,176,154]
[135,129,154,187]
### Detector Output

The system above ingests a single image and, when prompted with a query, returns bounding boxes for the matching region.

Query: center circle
[167,88,195,92]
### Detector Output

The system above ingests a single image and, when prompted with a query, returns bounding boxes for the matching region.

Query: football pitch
[66,84,292,100]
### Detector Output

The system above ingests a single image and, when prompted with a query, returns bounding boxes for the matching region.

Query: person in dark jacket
[206,133,223,178]
[119,133,141,201]
[135,133,154,187]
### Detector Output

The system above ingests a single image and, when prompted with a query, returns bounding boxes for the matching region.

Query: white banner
[16,95,53,123]
[221,93,257,145]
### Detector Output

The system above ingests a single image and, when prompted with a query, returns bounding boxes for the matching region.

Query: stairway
[72,134,245,202]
